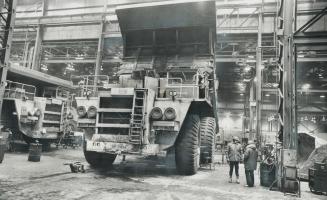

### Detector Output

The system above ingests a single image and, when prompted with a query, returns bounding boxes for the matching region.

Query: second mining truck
[75,0,218,175]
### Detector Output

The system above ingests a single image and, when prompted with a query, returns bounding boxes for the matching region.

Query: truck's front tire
[84,151,117,167]
[175,114,200,175]
[83,140,116,167]
[199,117,216,164]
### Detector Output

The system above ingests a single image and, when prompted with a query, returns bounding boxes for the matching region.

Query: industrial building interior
[0,0,327,199]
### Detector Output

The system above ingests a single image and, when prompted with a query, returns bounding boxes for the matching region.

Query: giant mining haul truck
[0,81,73,148]
[76,0,218,175]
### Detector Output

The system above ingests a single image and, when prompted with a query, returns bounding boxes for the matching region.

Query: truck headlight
[169,90,177,97]
[87,106,97,118]
[150,107,163,120]
[77,106,87,118]
[164,107,176,120]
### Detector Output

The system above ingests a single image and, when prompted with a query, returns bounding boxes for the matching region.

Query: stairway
[129,89,147,144]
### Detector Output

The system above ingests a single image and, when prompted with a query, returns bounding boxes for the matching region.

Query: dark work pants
[229,161,239,178]
[245,170,255,187]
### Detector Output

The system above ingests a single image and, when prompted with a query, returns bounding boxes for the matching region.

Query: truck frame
[0,81,73,148]
[76,0,218,175]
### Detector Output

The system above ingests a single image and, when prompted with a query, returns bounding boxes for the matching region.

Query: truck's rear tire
[199,117,216,164]
[84,151,117,167]
[175,114,200,175]
[83,140,116,167]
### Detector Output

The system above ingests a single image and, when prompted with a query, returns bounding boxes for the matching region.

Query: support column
[32,0,47,71]
[255,6,263,148]
[249,81,255,140]
[0,0,17,123]
[94,0,107,90]
[277,0,298,193]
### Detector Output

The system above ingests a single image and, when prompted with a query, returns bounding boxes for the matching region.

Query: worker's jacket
[227,142,243,162]
[244,144,258,170]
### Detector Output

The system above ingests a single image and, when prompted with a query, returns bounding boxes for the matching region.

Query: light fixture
[66,63,75,71]
[304,116,308,121]
[244,66,252,72]
[240,93,244,96]
[41,64,48,71]
[320,95,325,98]
[265,93,270,97]
[301,83,311,90]
[322,116,326,121]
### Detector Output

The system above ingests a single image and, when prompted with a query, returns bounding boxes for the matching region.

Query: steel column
[32,0,47,70]
[255,5,263,148]
[0,0,17,124]
[93,0,107,90]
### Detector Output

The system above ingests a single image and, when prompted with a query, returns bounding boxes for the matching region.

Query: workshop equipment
[260,162,276,187]
[28,143,42,162]
[309,161,327,195]
[64,162,85,173]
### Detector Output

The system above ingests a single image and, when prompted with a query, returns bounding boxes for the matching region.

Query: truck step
[134,106,144,108]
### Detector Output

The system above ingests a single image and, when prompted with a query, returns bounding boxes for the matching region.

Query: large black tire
[200,117,216,164]
[84,151,117,167]
[83,140,116,167]
[175,114,200,175]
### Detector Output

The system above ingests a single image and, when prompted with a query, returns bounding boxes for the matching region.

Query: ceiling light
[272,83,279,88]
[41,65,48,71]
[320,95,325,98]
[244,66,252,72]
[240,93,244,96]
[248,55,254,59]
[301,83,311,90]
[265,93,270,97]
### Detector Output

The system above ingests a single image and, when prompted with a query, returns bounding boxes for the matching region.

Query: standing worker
[226,136,242,183]
[244,140,258,187]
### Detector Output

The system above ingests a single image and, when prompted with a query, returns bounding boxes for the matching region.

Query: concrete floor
[0,148,325,200]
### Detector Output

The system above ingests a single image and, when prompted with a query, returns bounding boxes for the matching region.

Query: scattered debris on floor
[64,161,85,173]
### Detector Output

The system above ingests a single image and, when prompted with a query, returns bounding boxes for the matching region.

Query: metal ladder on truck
[129,89,147,144]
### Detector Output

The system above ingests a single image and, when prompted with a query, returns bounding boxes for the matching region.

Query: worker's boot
[229,177,232,183]
[236,177,240,184]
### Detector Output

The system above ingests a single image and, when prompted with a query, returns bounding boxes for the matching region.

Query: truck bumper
[86,140,134,154]
[86,140,162,155]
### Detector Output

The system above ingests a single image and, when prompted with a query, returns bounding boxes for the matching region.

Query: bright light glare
[301,83,311,90]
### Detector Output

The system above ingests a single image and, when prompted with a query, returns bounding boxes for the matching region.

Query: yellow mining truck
[0,81,73,148]
[76,0,218,175]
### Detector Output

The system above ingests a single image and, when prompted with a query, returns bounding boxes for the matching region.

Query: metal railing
[165,78,198,98]
[72,75,110,97]
[4,81,36,100]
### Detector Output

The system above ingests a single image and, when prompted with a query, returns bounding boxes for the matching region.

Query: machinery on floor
[75,0,218,175]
